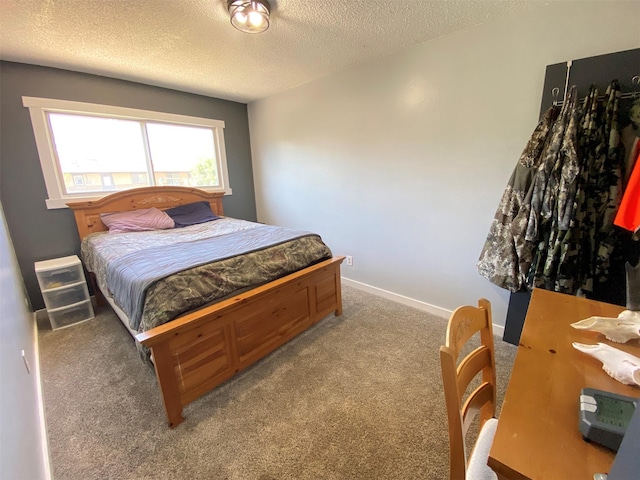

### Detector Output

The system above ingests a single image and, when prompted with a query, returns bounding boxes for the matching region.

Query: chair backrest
[440,298,497,480]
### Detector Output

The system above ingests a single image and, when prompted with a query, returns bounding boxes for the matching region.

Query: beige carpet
[38,285,517,480]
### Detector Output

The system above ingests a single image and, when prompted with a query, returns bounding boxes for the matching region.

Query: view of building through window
[48,113,220,194]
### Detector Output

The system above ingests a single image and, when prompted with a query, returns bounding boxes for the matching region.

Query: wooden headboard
[67,186,225,240]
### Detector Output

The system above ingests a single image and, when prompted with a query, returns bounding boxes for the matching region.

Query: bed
[67,186,344,427]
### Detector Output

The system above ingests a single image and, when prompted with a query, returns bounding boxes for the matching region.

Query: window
[159,173,181,186]
[23,97,231,209]
[72,175,85,186]
[131,173,146,184]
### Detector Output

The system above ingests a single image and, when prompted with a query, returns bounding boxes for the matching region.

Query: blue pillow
[164,201,220,228]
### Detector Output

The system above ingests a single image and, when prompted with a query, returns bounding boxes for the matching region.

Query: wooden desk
[488,288,640,480]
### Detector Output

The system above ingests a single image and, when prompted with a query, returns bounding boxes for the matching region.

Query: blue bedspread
[106,225,314,330]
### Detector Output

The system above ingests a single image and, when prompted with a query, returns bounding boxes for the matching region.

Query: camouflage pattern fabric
[526,86,580,291]
[546,81,625,295]
[479,80,627,296]
[525,86,578,244]
[137,233,331,334]
[476,106,559,292]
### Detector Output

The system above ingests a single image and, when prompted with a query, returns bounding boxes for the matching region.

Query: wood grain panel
[235,287,310,360]
[314,274,338,315]
[169,324,233,396]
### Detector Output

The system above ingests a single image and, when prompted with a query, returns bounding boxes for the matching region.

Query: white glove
[572,342,640,387]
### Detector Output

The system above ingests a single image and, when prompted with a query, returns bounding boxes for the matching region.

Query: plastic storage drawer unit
[36,258,83,289]
[42,282,89,310]
[47,300,94,329]
[35,255,94,329]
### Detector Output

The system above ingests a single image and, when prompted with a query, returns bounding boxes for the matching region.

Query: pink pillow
[100,208,174,234]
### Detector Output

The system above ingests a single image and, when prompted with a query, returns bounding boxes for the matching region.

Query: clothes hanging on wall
[615,99,640,234]
[476,105,560,292]
[523,87,581,294]
[536,81,625,296]
[524,87,579,244]
[615,149,640,233]
[477,79,638,299]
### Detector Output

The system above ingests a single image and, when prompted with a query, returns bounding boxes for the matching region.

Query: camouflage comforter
[81,217,332,334]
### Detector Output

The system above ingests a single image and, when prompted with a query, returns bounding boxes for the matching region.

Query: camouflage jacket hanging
[576,80,625,295]
[478,81,626,295]
[525,86,581,291]
[476,106,559,292]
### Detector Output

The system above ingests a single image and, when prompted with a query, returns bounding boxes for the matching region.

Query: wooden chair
[440,298,498,480]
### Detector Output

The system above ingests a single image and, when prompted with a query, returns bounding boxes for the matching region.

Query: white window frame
[23,96,232,209]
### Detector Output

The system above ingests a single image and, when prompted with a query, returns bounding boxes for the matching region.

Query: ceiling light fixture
[227,0,270,34]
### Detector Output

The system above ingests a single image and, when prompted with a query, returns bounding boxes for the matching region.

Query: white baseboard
[33,313,53,480]
[492,323,505,339]
[341,277,451,318]
[341,276,505,339]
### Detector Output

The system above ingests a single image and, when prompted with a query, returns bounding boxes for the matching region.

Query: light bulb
[228,0,270,33]
[248,11,263,27]
[234,12,247,24]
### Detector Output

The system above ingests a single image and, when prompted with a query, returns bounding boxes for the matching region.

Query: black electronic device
[579,387,638,452]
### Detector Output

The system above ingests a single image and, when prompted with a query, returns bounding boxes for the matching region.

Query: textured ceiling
[0,0,543,103]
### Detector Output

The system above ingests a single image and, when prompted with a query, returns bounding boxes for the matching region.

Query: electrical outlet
[346,255,353,267]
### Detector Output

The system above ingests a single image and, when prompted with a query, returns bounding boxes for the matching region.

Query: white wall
[248,1,640,328]
[0,201,50,480]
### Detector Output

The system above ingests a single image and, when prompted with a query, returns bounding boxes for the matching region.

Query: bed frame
[67,186,344,428]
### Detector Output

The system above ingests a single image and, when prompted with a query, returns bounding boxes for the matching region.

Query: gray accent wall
[0,61,256,310]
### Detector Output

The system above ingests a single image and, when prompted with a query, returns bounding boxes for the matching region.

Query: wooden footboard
[135,256,344,428]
